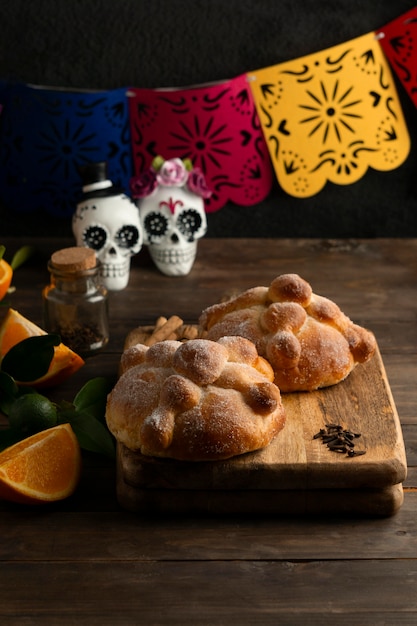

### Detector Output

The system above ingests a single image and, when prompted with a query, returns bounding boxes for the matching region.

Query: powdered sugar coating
[119,343,148,375]
[106,336,285,461]
[173,339,228,385]
[199,273,376,392]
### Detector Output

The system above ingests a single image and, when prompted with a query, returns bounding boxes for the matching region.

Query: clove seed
[313,422,366,458]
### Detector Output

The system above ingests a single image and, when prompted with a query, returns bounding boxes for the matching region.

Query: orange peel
[0,424,81,504]
[0,308,84,388]
[0,259,13,301]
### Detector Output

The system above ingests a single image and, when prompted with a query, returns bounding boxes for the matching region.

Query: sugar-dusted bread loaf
[106,336,286,461]
[199,273,376,392]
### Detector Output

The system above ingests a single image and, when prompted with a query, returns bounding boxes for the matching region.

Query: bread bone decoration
[199,273,376,392]
[106,336,286,461]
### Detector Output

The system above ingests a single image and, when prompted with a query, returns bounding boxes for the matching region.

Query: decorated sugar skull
[73,162,143,291]
[130,156,211,276]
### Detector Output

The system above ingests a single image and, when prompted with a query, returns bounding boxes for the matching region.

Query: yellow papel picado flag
[248,31,410,198]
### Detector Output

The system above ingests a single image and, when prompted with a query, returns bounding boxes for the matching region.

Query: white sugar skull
[73,192,142,291]
[139,186,207,276]
[131,157,211,276]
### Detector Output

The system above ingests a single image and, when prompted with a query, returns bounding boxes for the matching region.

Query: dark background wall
[0,0,416,238]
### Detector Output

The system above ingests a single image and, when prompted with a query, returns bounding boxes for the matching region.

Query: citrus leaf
[73,377,112,423]
[0,245,5,262]
[67,412,115,458]
[0,370,19,397]
[10,245,35,270]
[57,399,76,414]
[1,334,60,382]
[0,371,19,414]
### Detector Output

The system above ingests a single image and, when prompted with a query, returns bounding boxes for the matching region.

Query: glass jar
[43,247,109,356]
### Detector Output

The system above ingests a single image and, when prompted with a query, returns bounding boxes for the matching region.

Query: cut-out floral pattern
[0,83,131,217]
[376,6,417,108]
[128,74,273,212]
[248,32,410,198]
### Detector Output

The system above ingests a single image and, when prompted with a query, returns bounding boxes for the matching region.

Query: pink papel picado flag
[128,74,273,212]
[376,6,417,108]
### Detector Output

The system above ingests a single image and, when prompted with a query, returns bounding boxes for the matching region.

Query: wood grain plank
[1,492,416,562]
[9,237,417,344]
[402,426,417,467]
[0,561,416,625]
[115,347,406,520]
[2,239,416,596]
[404,467,417,489]
[379,354,417,424]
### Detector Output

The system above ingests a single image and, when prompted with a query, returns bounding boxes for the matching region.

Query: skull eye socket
[177,209,203,241]
[83,225,107,251]
[144,212,169,241]
[116,226,140,249]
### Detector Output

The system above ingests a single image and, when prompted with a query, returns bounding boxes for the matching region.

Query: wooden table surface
[0,237,416,625]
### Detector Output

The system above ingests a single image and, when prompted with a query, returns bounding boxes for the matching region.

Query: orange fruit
[0,308,84,388]
[0,259,13,301]
[0,423,81,504]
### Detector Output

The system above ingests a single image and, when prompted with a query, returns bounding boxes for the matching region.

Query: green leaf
[1,334,60,382]
[66,411,115,458]
[10,245,35,271]
[56,407,77,423]
[0,245,5,262]
[73,377,112,423]
[0,371,19,398]
[57,399,76,414]
[0,371,19,415]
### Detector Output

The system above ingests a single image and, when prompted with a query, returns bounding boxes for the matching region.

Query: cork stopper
[50,247,97,272]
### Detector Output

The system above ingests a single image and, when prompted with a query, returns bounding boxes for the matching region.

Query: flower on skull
[130,157,212,276]
[130,156,212,200]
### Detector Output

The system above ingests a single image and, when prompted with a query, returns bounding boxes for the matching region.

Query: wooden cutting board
[116,345,407,516]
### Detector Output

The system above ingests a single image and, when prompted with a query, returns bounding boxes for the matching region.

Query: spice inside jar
[43,247,109,356]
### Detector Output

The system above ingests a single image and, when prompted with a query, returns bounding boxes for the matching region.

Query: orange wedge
[0,259,13,301]
[0,308,84,388]
[0,423,81,504]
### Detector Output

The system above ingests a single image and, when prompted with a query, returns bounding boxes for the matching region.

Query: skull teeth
[101,262,129,278]
[151,247,195,265]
